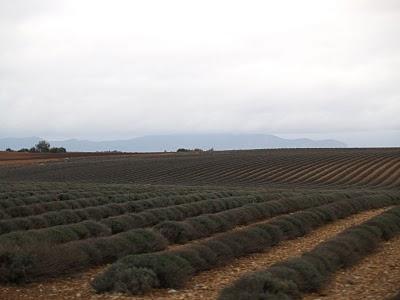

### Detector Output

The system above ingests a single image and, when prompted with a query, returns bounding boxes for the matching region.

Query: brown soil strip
[304,235,400,300]
[0,208,387,300]
[0,152,176,166]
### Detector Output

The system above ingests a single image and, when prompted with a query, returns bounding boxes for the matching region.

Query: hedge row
[0,187,88,200]
[0,183,197,195]
[92,194,399,294]
[0,187,192,210]
[0,192,235,235]
[0,228,167,283]
[0,192,332,282]
[0,190,120,209]
[100,194,278,235]
[0,220,112,247]
[0,190,40,200]
[0,187,271,217]
[2,188,277,219]
[0,183,203,198]
[1,189,205,219]
[0,184,207,208]
[218,205,400,300]
[0,194,266,246]
[154,193,346,243]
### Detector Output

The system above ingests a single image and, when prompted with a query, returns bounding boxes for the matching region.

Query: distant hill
[0,137,41,150]
[0,134,346,152]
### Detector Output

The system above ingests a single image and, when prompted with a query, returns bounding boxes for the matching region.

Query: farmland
[0,148,399,299]
[1,148,399,188]
[0,151,169,166]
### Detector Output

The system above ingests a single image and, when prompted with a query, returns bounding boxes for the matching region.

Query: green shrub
[117,253,194,288]
[219,272,300,300]
[92,266,158,294]
[0,246,35,283]
[174,248,208,271]
[154,221,198,244]
[0,227,167,283]
[274,257,324,292]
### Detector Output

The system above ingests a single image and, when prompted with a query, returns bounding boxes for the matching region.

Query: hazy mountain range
[0,134,346,152]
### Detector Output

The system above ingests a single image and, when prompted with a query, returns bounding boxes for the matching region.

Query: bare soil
[0,208,387,300]
[0,151,174,166]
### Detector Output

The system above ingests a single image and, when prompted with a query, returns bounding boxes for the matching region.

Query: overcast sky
[0,0,399,146]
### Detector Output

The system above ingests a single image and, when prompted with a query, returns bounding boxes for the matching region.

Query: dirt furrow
[0,208,388,300]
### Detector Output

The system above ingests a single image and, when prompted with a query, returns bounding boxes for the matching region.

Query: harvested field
[0,148,399,299]
[0,151,175,166]
[0,148,399,188]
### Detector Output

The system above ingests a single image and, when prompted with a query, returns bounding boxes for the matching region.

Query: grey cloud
[0,0,399,145]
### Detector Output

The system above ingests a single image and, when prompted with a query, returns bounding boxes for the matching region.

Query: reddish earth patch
[0,151,175,166]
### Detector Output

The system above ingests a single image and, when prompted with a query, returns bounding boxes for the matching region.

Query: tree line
[6,140,67,153]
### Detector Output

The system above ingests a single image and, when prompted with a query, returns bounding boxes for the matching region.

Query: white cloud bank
[0,0,399,145]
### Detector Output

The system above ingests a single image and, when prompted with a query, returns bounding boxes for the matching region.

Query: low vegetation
[0,148,399,298]
[219,206,400,299]
[91,193,399,294]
